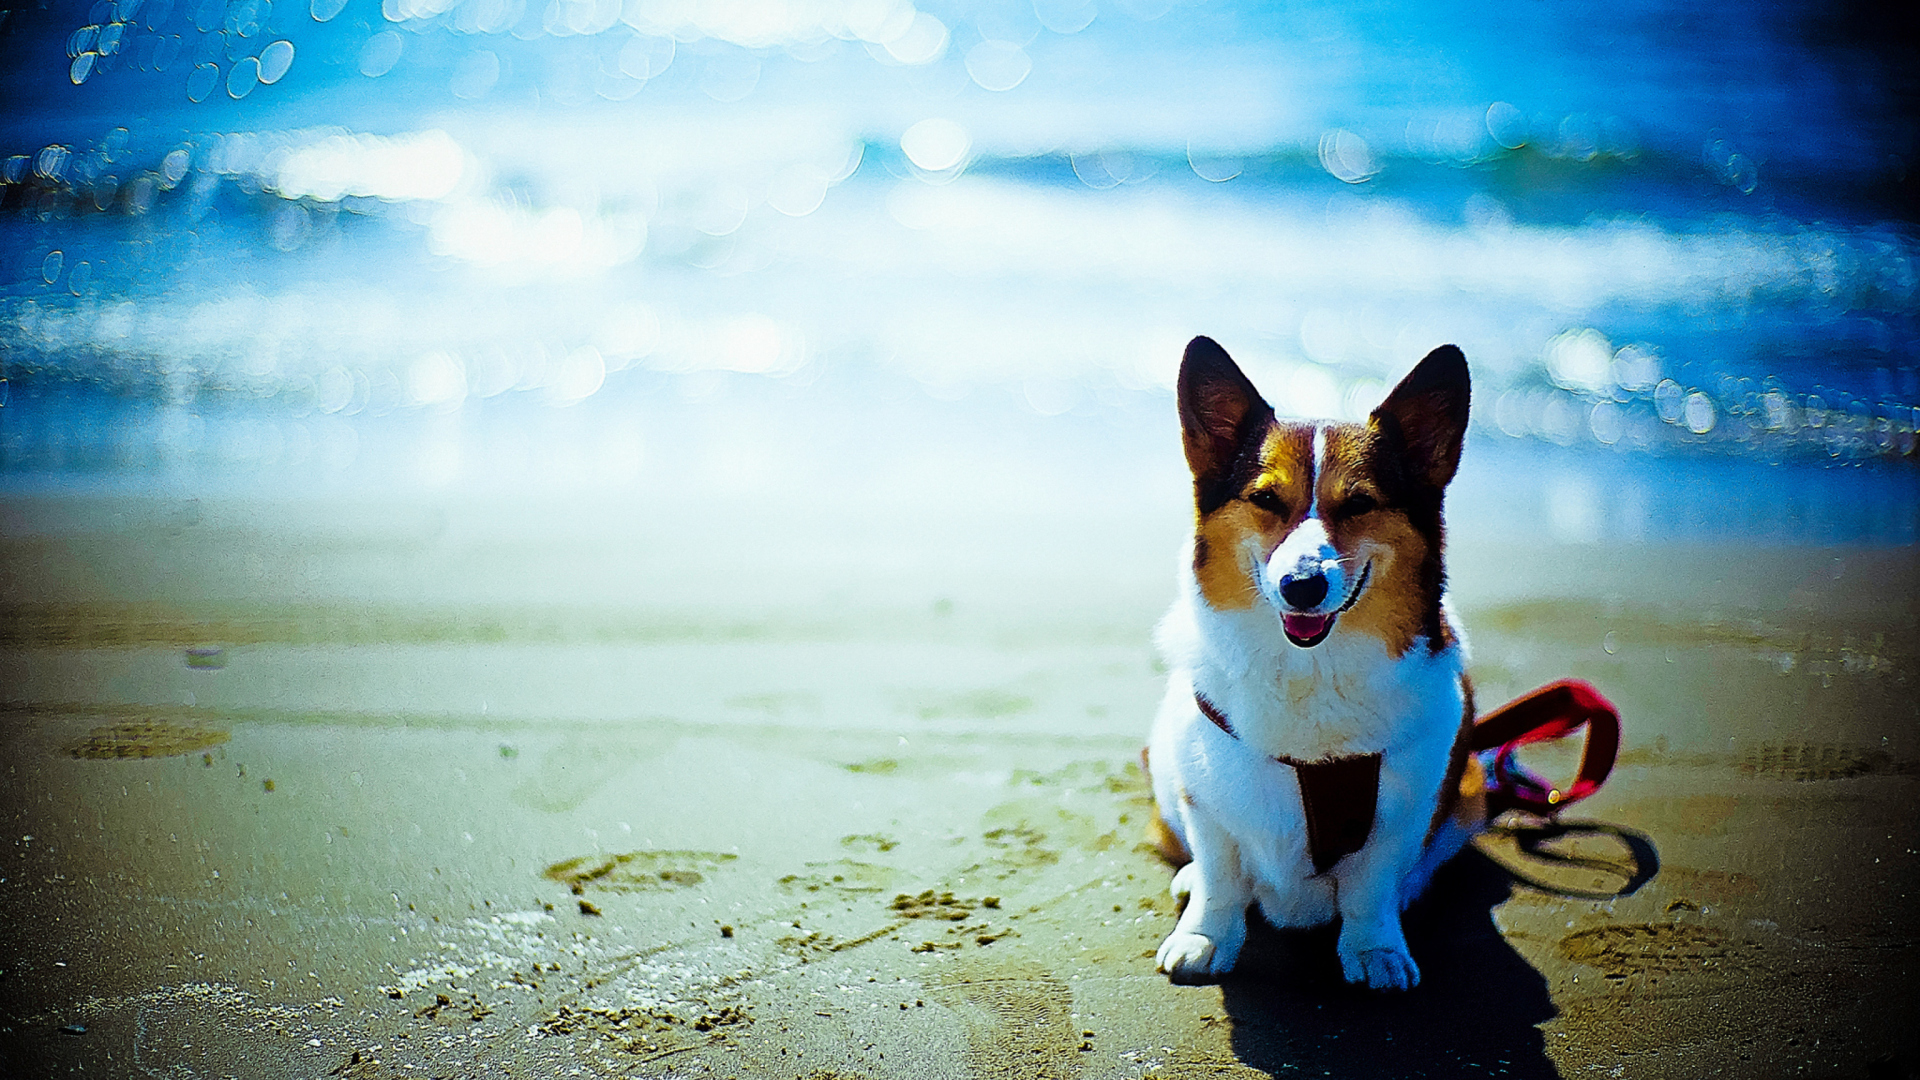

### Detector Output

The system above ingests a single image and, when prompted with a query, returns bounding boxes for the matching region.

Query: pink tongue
[1283,613,1333,640]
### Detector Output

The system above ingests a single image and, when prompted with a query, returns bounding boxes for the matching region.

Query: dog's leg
[1330,840,1422,989]
[1155,810,1250,983]
[1329,785,1436,990]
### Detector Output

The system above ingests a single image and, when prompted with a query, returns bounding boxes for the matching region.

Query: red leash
[1471,679,1620,817]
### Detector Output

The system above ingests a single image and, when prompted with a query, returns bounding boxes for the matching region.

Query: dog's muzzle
[1278,562,1371,648]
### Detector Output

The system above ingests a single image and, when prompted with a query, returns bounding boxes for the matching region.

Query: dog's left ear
[1178,336,1274,501]
[1371,345,1470,490]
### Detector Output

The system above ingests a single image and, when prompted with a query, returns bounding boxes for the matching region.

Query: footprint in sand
[1557,923,1755,979]
[1737,742,1905,781]
[925,962,1082,1079]
[543,850,737,894]
[778,858,897,896]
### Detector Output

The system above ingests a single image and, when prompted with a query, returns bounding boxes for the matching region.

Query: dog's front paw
[1156,930,1237,984]
[1339,945,1420,991]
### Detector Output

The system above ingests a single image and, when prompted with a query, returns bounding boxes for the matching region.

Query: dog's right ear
[1179,336,1273,509]
[1371,344,1470,491]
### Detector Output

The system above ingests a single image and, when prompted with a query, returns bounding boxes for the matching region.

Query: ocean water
[1,0,1915,540]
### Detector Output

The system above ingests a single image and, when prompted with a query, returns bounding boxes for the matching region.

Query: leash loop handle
[1471,679,1620,817]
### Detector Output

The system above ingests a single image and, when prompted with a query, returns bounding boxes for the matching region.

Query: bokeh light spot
[1187,143,1242,182]
[359,31,402,77]
[1589,401,1623,444]
[884,12,948,65]
[1610,344,1661,392]
[1318,129,1377,183]
[227,55,260,98]
[767,165,830,217]
[309,0,347,20]
[258,39,294,83]
[225,0,264,38]
[1070,152,1120,190]
[41,250,64,285]
[547,346,605,405]
[315,366,354,413]
[847,0,916,45]
[34,145,70,179]
[1032,0,1096,34]
[1684,392,1716,434]
[900,118,970,173]
[1485,101,1527,149]
[185,61,219,101]
[1763,391,1794,431]
[965,40,1029,91]
[1545,328,1613,394]
[617,34,672,80]
[1654,379,1685,424]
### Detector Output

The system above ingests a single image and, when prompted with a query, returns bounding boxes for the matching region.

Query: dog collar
[1194,692,1380,875]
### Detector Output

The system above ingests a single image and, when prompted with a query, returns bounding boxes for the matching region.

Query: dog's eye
[1338,492,1379,518]
[1247,489,1288,516]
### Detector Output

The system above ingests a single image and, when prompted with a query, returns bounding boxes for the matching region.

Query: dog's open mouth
[1280,562,1371,648]
[1281,612,1335,647]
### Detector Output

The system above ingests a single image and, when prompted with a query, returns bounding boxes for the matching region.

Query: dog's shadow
[1217,823,1658,1079]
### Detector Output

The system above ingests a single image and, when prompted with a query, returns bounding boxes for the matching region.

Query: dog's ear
[1371,344,1470,490]
[1178,336,1273,506]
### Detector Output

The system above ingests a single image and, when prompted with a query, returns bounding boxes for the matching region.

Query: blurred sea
[1,0,1915,541]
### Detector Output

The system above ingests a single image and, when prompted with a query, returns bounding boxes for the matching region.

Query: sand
[1,472,1916,1079]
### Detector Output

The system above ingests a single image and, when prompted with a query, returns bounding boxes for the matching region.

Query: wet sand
[2,477,1916,1079]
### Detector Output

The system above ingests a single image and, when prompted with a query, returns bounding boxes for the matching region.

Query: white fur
[1149,535,1472,990]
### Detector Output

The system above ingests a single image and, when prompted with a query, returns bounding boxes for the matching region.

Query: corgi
[1144,336,1486,991]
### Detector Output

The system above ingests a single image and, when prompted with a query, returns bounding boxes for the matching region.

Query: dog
[1143,336,1486,991]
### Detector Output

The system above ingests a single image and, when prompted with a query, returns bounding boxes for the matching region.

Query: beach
[2,412,1914,1078]
[2,0,1916,1070]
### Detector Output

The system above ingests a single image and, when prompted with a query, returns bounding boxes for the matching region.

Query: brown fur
[1192,501,1262,610]
[1428,674,1481,842]
[1140,748,1194,866]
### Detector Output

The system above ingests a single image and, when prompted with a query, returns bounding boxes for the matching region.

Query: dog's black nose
[1279,573,1328,610]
